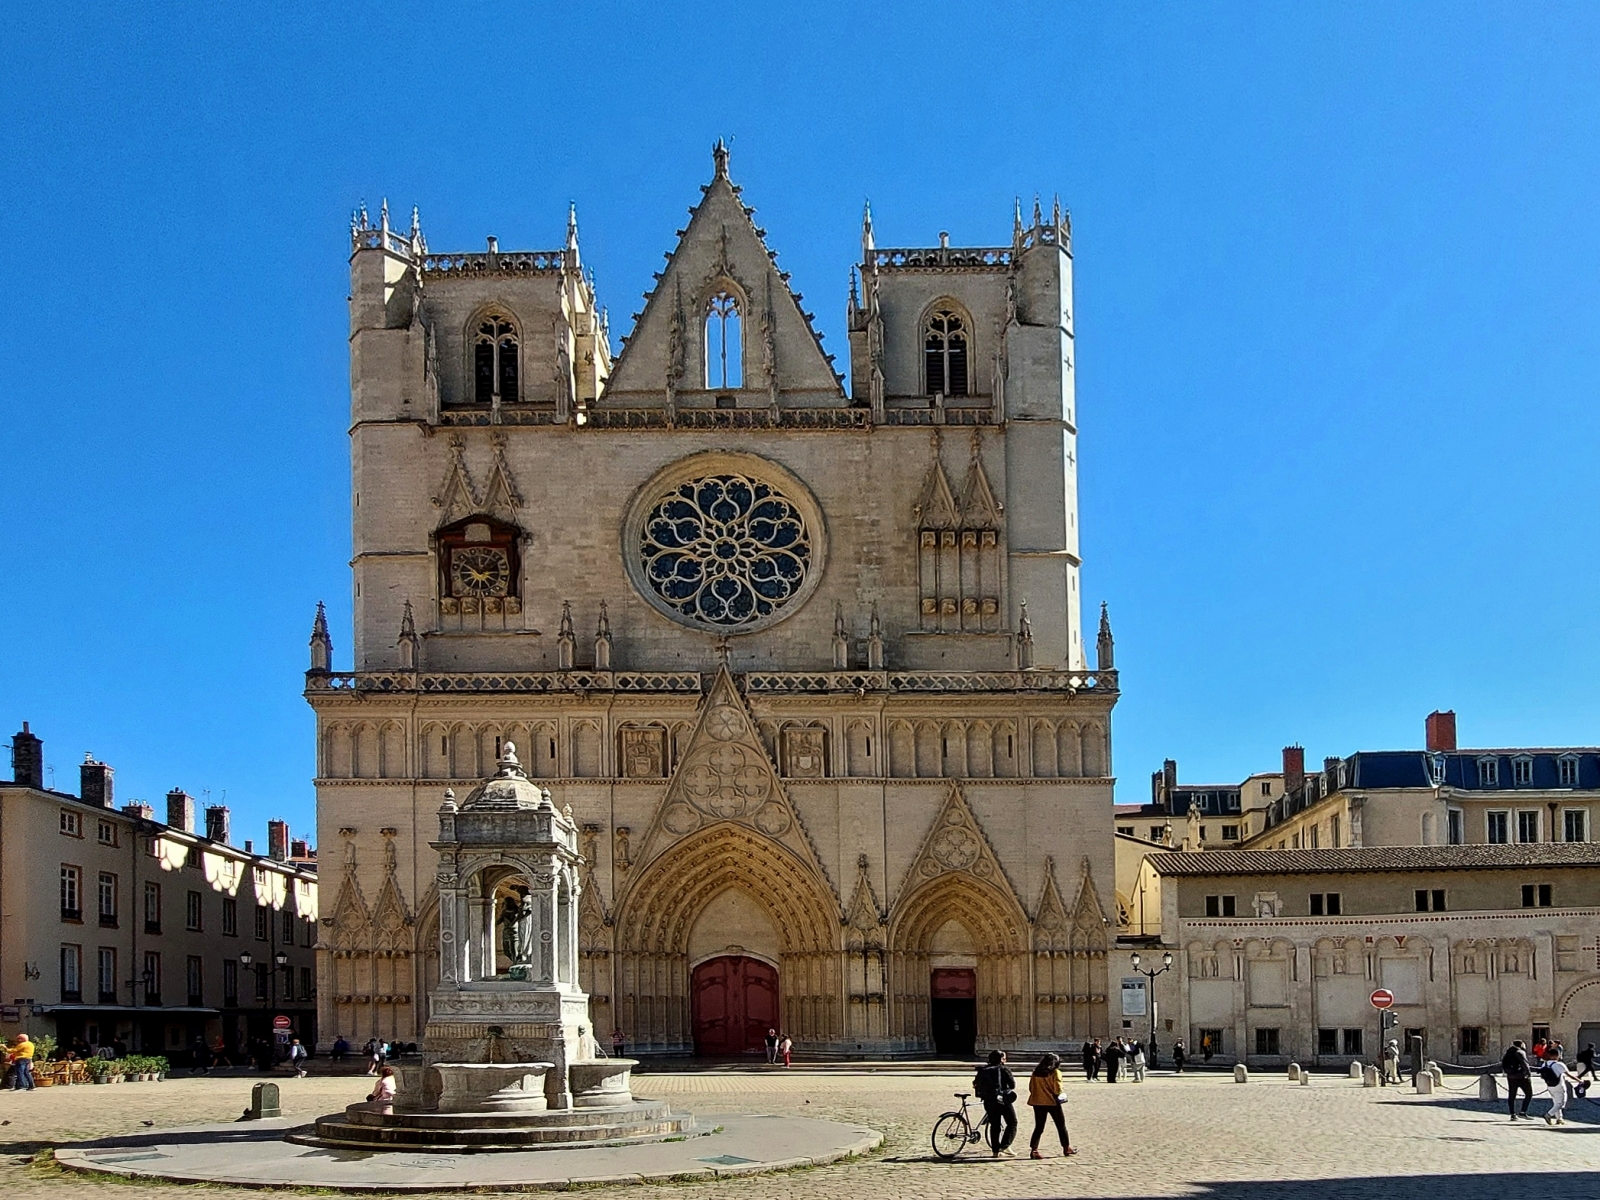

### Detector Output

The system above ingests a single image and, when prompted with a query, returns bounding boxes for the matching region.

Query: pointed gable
[433,435,479,526]
[896,782,1022,910]
[479,432,523,521]
[958,436,1002,528]
[603,143,845,407]
[633,668,836,902]
[914,438,960,529]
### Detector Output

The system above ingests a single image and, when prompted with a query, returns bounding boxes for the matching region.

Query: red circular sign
[273,1015,292,1029]
[1369,989,1395,1010]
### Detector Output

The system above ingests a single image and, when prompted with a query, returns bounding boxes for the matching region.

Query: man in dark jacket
[1502,1039,1533,1120]
[973,1050,1018,1157]
[1081,1038,1101,1081]
[1103,1038,1125,1083]
[1576,1042,1596,1082]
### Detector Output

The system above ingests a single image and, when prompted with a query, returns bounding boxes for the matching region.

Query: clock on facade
[450,546,512,597]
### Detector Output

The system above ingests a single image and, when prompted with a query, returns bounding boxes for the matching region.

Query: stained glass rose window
[638,474,812,628]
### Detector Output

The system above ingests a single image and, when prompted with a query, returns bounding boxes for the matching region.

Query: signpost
[1369,989,1395,1010]
[1370,989,1397,1081]
[273,1015,292,1029]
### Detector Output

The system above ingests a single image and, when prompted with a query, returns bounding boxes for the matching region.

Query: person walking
[1540,1054,1575,1125]
[365,1038,382,1076]
[1026,1053,1076,1158]
[1173,1039,1186,1074]
[1201,1034,1214,1064]
[1381,1040,1401,1085]
[1081,1038,1101,1082]
[1575,1042,1596,1083]
[765,1028,779,1065]
[973,1050,1019,1158]
[289,1038,309,1078]
[611,1028,626,1059]
[6,1034,35,1091]
[779,1034,793,1068]
[1502,1040,1534,1120]
[1130,1040,1147,1083]
[1147,1036,1159,1071]
[1102,1037,1124,1083]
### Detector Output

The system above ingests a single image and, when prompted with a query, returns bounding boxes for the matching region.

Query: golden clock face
[450,547,511,597]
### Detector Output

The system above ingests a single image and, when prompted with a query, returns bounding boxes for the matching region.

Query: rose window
[639,474,812,628]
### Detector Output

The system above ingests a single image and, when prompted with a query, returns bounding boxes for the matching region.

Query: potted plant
[85,1056,111,1083]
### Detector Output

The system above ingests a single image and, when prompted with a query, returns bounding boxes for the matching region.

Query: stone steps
[299,1103,699,1152]
[347,1099,675,1130]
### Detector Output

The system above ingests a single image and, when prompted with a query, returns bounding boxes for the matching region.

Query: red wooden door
[691,956,780,1056]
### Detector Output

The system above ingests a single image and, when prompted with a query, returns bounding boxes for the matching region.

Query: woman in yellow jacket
[1026,1053,1075,1158]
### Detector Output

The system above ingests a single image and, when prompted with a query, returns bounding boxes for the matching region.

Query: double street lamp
[237,950,289,1009]
[1129,951,1174,1062]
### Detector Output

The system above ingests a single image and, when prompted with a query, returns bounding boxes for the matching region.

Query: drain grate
[698,1154,757,1166]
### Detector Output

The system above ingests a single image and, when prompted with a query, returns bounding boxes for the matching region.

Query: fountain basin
[569,1058,637,1108]
[433,1062,553,1113]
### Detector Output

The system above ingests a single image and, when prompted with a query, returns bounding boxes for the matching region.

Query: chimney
[1283,745,1305,794]
[205,805,230,844]
[1426,710,1457,753]
[166,789,196,833]
[244,839,254,854]
[267,819,290,862]
[122,801,154,821]
[80,754,114,809]
[11,723,43,789]
[1324,756,1341,779]
[289,839,309,859]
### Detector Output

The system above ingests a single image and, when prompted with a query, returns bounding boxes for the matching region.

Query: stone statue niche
[424,742,630,1113]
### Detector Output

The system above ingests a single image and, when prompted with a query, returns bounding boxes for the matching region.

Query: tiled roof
[1147,843,1600,876]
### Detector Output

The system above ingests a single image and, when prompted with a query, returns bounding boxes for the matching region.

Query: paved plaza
[2,1065,1598,1199]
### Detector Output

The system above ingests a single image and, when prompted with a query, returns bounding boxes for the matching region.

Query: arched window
[705,291,742,390]
[924,308,968,397]
[474,314,519,404]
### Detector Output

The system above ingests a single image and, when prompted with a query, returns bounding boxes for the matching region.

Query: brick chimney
[79,754,114,809]
[267,819,290,862]
[1426,710,1457,753]
[1283,745,1306,794]
[289,838,309,859]
[11,723,43,789]
[166,789,196,833]
[205,805,230,845]
[122,801,154,821]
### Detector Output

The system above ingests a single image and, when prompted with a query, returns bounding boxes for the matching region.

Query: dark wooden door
[930,968,977,1057]
[691,955,780,1056]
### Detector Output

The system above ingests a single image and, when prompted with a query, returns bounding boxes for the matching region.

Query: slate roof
[1148,843,1600,877]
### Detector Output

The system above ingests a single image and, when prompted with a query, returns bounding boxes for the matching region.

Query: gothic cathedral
[309,144,1118,1056]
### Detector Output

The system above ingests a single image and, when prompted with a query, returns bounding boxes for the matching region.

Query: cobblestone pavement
[3,1066,1599,1199]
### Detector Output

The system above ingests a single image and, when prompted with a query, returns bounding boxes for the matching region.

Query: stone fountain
[307,745,694,1151]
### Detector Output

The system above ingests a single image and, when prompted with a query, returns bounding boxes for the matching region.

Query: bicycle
[931,1091,991,1160]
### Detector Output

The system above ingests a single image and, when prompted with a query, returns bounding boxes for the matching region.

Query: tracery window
[924,308,968,397]
[639,474,810,627]
[705,292,743,390]
[473,313,519,404]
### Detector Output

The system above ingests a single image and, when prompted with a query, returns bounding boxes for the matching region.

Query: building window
[1488,811,1509,844]
[1460,1027,1485,1056]
[1308,825,1319,849]
[1522,883,1554,908]
[1564,810,1588,843]
[1204,895,1236,917]
[97,872,117,927]
[97,947,117,1003]
[1343,1029,1363,1055]
[1447,809,1464,845]
[186,890,203,932]
[59,943,81,1003]
[222,897,238,936]
[1261,780,1272,795]
[1517,810,1540,844]
[282,909,297,943]
[60,864,82,921]
[1329,815,1341,848]
[97,819,117,846]
[924,308,969,397]
[186,956,204,1006]
[143,951,161,1004]
[253,959,267,1000]
[1430,753,1447,785]
[1317,1028,1337,1055]
[254,906,268,941]
[144,881,161,933]
[704,291,743,389]
[1117,825,1135,836]
[1559,755,1580,787]
[1513,756,1533,786]
[1415,888,1447,912]
[1477,757,1499,787]
[472,313,518,404]
[223,959,238,1007]
[300,966,314,1001]
[1221,825,1239,841]
[1310,892,1342,916]
[60,809,82,837]
[1255,1027,1281,1056]
[302,918,315,948]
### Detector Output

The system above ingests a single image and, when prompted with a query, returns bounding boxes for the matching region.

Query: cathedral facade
[308,145,1118,1056]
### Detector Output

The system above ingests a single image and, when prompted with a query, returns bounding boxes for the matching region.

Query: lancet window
[705,292,743,389]
[473,313,519,404]
[924,308,968,397]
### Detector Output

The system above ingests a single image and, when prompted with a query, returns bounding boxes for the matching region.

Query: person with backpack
[1026,1053,1076,1158]
[288,1037,309,1078]
[1502,1040,1534,1120]
[1540,1054,1575,1125]
[973,1050,1018,1157]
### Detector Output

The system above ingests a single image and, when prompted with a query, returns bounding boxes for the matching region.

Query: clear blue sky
[4,4,1598,842]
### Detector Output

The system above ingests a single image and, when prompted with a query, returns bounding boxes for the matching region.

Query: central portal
[691,956,779,1056]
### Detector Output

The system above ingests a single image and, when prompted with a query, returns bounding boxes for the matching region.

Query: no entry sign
[273,1015,292,1029]
[1369,988,1396,1010]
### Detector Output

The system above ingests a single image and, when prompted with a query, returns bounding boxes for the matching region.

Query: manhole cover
[699,1154,757,1165]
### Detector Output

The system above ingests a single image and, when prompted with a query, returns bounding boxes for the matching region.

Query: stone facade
[309,148,1117,1056]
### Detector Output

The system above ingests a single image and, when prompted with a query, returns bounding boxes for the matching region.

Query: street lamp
[238,951,290,1008]
[1129,951,1174,1065]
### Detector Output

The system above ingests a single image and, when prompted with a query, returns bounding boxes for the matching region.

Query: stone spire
[1015,599,1035,671]
[594,601,613,670]
[712,137,730,180]
[861,200,875,263]
[565,202,580,269]
[557,601,576,670]
[832,603,849,670]
[1012,197,1024,251]
[397,599,420,670]
[1096,601,1115,671]
[309,601,332,674]
[867,603,884,670]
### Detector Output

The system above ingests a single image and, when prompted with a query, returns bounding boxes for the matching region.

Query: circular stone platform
[55,1110,883,1191]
